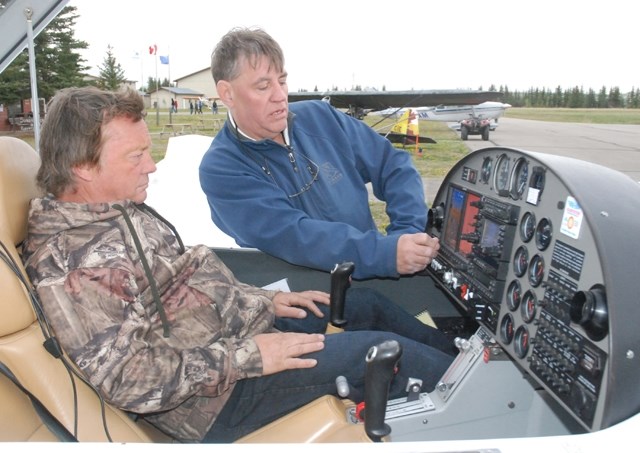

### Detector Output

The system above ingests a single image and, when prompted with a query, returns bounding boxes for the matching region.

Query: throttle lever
[329,261,354,327]
[363,339,402,442]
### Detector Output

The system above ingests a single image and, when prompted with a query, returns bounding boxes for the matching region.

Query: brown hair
[37,86,145,197]
[210,27,285,83]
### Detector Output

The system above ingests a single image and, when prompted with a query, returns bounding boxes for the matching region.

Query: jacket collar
[227,110,293,146]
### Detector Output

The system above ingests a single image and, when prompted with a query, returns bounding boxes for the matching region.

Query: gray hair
[211,27,285,83]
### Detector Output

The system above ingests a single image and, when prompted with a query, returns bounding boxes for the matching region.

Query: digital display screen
[443,187,465,251]
[442,186,481,256]
[481,219,501,249]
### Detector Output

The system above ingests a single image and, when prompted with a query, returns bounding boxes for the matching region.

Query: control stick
[363,339,402,442]
[330,261,354,327]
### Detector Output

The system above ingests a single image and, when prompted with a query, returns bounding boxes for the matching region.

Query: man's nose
[273,84,288,101]
[145,151,157,174]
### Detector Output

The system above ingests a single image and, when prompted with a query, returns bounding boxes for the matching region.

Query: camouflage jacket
[21,197,277,442]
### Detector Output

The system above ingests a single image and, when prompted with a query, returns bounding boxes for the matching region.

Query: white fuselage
[416,101,511,122]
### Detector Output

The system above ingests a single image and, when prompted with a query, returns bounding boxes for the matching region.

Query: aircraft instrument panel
[425,147,640,432]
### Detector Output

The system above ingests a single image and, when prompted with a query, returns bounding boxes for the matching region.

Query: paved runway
[419,117,640,204]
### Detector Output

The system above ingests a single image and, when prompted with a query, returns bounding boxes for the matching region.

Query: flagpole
[155,50,159,126]
[166,50,172,123]
[139,52,144,92]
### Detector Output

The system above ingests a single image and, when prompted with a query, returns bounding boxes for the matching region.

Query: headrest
[0,137,42,337]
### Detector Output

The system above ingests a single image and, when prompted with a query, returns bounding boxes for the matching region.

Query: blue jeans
[203,288,455,443]
[274,287,456,355]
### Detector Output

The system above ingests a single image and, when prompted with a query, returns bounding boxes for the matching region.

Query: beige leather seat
[0,136,369,444]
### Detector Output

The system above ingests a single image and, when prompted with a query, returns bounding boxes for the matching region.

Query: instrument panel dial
[480,157,493,184]
[510,157,529,200]
[507,279,522,311]
[535,218,553,251]
[520,212,536,243]
[521,290,537,323]
[493,153,511,194]
[500,314,515,345]
[514,325,530,358]
[513,246,529,277]
[528,254,545,287]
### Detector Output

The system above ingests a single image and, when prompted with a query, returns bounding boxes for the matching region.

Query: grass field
[505,108,640,124]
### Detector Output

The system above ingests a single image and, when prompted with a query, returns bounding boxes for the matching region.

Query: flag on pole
[149,44,157,55]
[159,55,170,65]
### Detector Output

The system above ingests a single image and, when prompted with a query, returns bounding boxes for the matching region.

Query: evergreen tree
[0,5,88,106]
[608,86,622,108]
[628,88,640,108]
[597,86,608,108]
[97,45,126,90]
[585,89,597,108]
[146,76,159,93]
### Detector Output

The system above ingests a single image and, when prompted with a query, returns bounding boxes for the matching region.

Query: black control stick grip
[329,261,354,327]
[364,339,402,442]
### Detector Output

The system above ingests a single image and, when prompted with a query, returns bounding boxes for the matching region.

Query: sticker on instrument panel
[560,196,583,239]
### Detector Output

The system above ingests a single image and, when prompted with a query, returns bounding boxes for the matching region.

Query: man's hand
[272,290,329,319]
[254,332,325,375]
[396,232,440,275]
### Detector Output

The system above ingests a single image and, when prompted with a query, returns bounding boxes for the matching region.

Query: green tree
[145,76,173,93]
[97,45,126,90]
[0,5,88,107]
[597,86,608,108]
[585,88,597,108]
[608,86,622,108]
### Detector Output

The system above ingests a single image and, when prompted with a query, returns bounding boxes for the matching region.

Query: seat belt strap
[0,360,78,442]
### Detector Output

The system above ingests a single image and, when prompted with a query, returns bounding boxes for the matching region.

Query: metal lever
[329,261,354,327]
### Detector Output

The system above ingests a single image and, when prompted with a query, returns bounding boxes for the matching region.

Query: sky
[69,0,639,94]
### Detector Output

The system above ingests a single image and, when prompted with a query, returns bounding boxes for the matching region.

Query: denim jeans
[203,287,456,443]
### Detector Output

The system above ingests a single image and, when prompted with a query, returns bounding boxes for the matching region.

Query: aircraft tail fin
[390,109,422,150]
[390,109,411,135]
[393,109,420,137]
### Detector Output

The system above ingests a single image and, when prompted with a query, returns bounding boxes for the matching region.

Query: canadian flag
[149,44,157,55]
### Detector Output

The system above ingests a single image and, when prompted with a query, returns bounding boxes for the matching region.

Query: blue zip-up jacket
[199,100,427,279]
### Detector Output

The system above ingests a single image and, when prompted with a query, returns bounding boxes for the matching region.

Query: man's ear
[217,80,234,107]
[72,164,94,183]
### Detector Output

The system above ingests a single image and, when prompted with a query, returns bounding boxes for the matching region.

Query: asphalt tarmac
[420,117,640,204]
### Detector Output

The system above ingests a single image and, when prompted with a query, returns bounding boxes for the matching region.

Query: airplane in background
[289,92,509,142]
[372,101,512,141]
[288,89,503,120]
[419,101,512,141]
[415,101,511,123]
[378,108,436,150]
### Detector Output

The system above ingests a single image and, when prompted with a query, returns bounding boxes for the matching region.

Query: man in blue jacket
[199,27,440,280]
